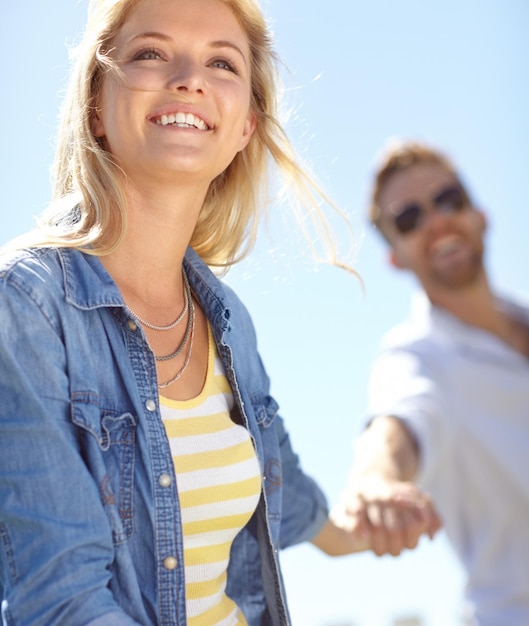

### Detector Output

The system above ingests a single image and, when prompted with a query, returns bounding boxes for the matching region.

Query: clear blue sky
[1,1,528,625]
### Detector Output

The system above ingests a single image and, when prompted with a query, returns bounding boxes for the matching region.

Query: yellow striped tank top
[160,326,261,625]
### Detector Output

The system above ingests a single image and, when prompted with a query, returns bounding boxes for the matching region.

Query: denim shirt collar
[58,247,232,337]
[59,248,124,310]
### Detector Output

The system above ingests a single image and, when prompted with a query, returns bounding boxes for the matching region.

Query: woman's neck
[101,183,206,306]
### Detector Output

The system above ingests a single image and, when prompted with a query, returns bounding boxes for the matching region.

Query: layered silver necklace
[127,269,196,388]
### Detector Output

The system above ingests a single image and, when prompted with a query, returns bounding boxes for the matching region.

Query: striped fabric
[160,327,261,625]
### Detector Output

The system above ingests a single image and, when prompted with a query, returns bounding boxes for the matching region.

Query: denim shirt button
[145,399,157,412]
[159,473,172,487]
[163,556,177,570]
[127,319,138,331]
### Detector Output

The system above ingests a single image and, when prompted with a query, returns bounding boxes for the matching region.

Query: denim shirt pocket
[71,393,137,545]
[253,393,279,429]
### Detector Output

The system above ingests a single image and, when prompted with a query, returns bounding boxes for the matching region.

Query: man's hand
[342,475,442,557]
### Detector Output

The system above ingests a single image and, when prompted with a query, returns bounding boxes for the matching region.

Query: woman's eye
[211,58,238,73]
[132,48,163,61]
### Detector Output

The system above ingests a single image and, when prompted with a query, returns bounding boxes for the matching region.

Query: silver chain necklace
[155,296,194,362]
[158,305,196,389]
[125,269,197,388]
[127,270,191,332]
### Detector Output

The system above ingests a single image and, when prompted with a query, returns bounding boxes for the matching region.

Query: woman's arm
[310,512,370,556]
[0,267,141,626]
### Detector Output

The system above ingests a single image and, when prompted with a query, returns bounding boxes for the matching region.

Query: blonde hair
[368,139,463,240]
[12,0,354,272]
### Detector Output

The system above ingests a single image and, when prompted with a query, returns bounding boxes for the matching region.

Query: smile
[430,233,467,261]
[154,112,209,130]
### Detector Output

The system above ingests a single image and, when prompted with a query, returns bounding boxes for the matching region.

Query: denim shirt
[0,246,328,626]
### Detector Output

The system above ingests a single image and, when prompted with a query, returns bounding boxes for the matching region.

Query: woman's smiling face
[92,0,256,187]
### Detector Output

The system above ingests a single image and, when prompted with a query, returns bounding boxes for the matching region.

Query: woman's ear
[238,111,257,152]
[91,107,105,138]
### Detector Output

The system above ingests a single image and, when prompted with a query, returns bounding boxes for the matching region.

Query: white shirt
[367,291,529,626]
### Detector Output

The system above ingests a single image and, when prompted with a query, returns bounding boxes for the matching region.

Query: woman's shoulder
[0,246,62,283]
[0,247,69,330]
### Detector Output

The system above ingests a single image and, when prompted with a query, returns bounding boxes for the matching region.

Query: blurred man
[346,140,529,626]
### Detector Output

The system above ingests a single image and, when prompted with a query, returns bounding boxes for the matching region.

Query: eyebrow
[126,32,249,66]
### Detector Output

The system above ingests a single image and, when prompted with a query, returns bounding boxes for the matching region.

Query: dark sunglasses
[391,185,469,235]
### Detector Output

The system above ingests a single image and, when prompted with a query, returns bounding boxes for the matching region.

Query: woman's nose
[166,58,205,94]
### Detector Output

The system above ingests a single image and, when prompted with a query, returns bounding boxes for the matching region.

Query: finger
[365,501,385,527]
[364,504,389,556]
[400,509,425,550]
[339,495,373,540]
[381,507,408,556]
[370,524,391,557]
[412,497,442,539]
[367,504,407,557]
[426,509,443,539]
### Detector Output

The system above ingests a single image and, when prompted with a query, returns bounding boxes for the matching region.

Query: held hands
[339,475,442,557]
[312,417,441,558]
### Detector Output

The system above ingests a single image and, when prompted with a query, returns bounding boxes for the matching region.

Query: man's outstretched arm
[342,415,442,557]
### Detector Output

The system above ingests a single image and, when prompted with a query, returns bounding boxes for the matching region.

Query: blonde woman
[0,0,368,624]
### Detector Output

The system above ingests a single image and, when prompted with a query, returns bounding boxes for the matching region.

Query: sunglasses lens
[389,185,469,236]
[434,186,466,212]
[394,204,421,234]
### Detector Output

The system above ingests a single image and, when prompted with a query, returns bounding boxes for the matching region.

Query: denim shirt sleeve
[273,414,329,548]
[0,260,141,626]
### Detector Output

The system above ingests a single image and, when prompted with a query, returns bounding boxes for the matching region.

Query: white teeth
[432,235,462,257]
[156,112,208,130]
